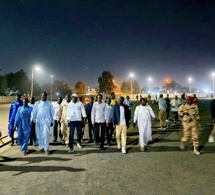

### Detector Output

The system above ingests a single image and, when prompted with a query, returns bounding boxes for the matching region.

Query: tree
[0,75,7,95]
[121,79,140,94]
[5,69,31,94]
[98,70,116,94]
[74,81,88,94]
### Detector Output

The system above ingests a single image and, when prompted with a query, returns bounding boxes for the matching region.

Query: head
[175,95,178,100]
[126,95,130,100]
[166,94,169,98]
[90,96,94,103]
[159,94,163,98]
[110,92,115,100]
[41,92,47,101]
[181,93,186,99]
[23,98,29,107]
[193,94,196,98]
[30,97,35,104]
[72,94,78,103]
[140,98,147,106]
[119,96,125,104]
[186,96,194,105]
[97,94,103,103]
[65,94,71,103]
[16,94,21,101]
[107,97,111,105]
[58,97,63,104]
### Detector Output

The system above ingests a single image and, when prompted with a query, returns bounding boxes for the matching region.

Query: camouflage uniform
[178,102,200,155]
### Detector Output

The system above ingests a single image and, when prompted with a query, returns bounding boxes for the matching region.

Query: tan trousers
[61,119,69,144]
[181,120,199,147]
[116,124,127,150]
[159,110,166,127]
[210,124,215,137]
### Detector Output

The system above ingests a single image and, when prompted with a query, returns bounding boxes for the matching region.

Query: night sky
[0,0,215,91]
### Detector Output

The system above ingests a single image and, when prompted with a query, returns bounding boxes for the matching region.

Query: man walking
[112,96,131,154]
[178,96,200,155]
[85,96,94,143]
[91,94,107,150]
[133,98,157,152]
[29,97,37,146]
[157,94,167,129]
[8,93,23,145]
[208,97,215,142]
[67,94,86,153]
[58,95,71,145]
[32,92,53,155]
[14,98,32,155]
[53,97,62,142]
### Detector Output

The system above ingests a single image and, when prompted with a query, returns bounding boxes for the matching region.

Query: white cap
[72,93,78,97]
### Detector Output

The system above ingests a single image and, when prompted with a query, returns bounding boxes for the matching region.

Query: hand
[82,120,86,127]
[92,123,94,128]
[106,123,109,127]
[133,123,136,128]
[51,123,53,127]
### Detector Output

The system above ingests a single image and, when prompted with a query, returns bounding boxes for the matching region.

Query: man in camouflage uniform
[58,94,71,146]
[178,96,200,155]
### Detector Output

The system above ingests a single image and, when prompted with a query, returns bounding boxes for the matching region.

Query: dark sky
[0,0,215,92]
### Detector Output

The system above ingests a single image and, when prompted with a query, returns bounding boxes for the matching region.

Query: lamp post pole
[188,78,192,95]
[51,75,53,102]
[31,66,40,97]
[212,73,215,98]
[130,73,133,98]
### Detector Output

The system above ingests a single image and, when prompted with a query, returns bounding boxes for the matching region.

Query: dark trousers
[69,121,82,148]
[30,122,37,144]
[53,120,58,141]
[88,120,94,141]
[166,109,170,120]
[172,111,179,122]
[106,122,114,144]
[94,122,106,148]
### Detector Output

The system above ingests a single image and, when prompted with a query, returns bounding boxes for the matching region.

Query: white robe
[133,105,155,147]
[32,100,53,151]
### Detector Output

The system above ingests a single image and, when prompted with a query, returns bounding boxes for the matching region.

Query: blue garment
[112,104,131,128]
[14,106,33,153]
[32,100,53,151]
[8,100,23,139]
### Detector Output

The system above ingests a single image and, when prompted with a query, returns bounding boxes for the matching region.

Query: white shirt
[91,101,106,124]
[119,105,126,125]
[105,104,113,123]
[53,103,61,120]
[67,101,86,121]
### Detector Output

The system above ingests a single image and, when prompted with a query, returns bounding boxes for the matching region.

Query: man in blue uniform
[14,98,33,155]
[8,94,23,145]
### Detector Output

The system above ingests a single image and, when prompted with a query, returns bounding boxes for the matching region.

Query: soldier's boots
[179,141,186,150]
[194,146,200,155]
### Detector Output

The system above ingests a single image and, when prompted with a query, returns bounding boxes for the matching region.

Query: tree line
[0,69,188,97]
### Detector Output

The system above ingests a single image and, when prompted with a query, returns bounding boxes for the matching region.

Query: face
[30,97,35,104]
[41,93,47,101]
[72,96,78,103]
[107,98,111,104]
[90,97,94,103]
[141,99,146,106]
[119,97,124,104]
[58,97,62,104]
[16,95,21,101]
[97,95,102,103]
[23,98,28,106]
[66,95,71,103]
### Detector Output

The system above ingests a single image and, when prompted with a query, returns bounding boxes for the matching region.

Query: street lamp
[212,73,215,98]
[188,77,192,94]
[51,75,53,102]
[148,77,152,93]
[31,65,40,97]
[130,73,134,97]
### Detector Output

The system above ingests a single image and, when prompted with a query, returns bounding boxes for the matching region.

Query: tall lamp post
[148,77,151,93]
[188,77,192,95]
[31,66,40,97]
[51,75,53,102]
[130,73,134,98]
[212,73,215,98]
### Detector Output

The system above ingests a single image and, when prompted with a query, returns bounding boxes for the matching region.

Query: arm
[148,106,156,119]
[14,107,21,127]
[91,103,95,125]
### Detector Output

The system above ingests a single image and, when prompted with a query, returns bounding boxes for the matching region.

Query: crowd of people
[7,91,215,156]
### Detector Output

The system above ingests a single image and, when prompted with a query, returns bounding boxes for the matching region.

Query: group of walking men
[7,91,215,156]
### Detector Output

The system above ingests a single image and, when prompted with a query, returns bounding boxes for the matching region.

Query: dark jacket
[112,104,131,128]
[211,99,215,120]
[85,103,93,120]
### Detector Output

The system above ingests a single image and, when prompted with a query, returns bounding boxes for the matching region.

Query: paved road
[1,103,215,194]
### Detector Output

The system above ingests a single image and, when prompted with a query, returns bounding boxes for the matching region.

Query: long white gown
[32,100,53,151]
[133,105,155,147]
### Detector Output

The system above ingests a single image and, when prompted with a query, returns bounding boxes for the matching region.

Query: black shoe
[53,139,57,142]
[100,146,105,151]
[40,149,45,153]
[88,139,93,143]
[11,139,14,146]
[29,142,33,146]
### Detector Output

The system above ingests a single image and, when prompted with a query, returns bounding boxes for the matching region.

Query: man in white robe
[32,92,53,155]
[133,98,157,152]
